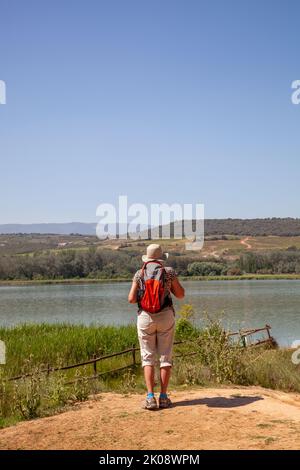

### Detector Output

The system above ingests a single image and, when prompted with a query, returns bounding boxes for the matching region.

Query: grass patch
[0,323,138,377]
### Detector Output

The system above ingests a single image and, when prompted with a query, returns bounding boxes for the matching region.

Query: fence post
[93,354,97,376]
[132,344,136,365]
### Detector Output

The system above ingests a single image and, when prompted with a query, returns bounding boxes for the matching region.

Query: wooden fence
[227,324,274,347]
[8,325,274,384]
[8,341,187,383]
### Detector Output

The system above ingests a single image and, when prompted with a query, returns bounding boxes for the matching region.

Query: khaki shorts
[137,308,175,368]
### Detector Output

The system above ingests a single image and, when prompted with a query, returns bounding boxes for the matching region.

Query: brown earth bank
[1,386,300,450]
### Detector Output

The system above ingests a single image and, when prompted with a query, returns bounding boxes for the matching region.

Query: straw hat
[142,244,169,263]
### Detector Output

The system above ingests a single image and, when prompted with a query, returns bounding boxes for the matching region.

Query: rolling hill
[1,218,300,237]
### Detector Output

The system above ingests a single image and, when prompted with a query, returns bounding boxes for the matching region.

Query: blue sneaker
[159,395,172,409]
[144,396,157,410]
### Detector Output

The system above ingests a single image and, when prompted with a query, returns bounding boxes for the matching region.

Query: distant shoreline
[1,273,300,286]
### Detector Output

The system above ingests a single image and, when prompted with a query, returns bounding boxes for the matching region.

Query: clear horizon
[1,216,300,227]
[1,0,300,224]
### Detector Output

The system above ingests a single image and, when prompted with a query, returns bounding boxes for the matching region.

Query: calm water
[0,280,300,346]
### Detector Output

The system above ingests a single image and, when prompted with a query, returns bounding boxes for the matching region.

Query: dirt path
[211,248,219,258]
[241,237,252,249]
[202,246,220,258]
[1,386,300,450]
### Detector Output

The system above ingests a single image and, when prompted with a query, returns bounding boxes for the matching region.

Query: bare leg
[160,366,171,394]
[144,365,155,393]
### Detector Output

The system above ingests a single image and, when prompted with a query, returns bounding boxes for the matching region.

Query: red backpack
[139,261,167,313]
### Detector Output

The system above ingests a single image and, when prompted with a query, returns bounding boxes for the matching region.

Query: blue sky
[0,0,300,223]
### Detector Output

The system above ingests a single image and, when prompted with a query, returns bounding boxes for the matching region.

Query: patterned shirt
[133,266,177,291]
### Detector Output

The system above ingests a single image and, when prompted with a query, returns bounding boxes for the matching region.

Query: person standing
[128,244,185,409]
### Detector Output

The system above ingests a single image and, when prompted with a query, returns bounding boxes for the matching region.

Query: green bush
[196,320,245,383]
[175,304,199,340]
[187,261,226,276]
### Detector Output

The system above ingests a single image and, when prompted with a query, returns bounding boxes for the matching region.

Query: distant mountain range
[1,218,300,237]
[0,222,148,236]
[0,223,98,235]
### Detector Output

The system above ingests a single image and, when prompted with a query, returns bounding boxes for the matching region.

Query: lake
[0,280,300,346]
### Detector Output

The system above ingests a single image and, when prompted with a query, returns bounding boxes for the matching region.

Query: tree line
[1,248,300,280]
[204,218,300,236]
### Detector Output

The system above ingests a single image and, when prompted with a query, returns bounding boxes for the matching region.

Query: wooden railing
[8,325,275,383]
[8,341,185,383]
[227,324,274,347]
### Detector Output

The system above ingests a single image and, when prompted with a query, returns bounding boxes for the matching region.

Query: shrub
[175,305,198,340]
[187,262,226,276]
[196,320,245,383]
[227,266,242,276]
